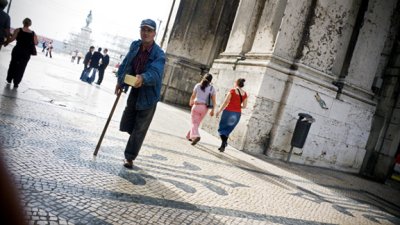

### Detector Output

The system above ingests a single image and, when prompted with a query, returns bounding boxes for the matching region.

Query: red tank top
[225,89,247,112]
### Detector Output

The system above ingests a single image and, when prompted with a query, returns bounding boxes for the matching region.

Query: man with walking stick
[113,19,165,169]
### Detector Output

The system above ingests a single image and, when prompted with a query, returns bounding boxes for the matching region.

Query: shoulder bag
[31,31,37,56]
[237,88,243,103]
[206,86,214,109]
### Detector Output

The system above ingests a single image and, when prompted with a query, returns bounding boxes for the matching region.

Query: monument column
[67,10,94,57]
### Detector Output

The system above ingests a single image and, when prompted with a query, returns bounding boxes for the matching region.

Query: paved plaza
[0,46,400,225]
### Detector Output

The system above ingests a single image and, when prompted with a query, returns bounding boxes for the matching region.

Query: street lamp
[160,0,176,48]
[6,0,12,14]
[155,19,162,43]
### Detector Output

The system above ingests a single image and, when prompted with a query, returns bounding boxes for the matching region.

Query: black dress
[6,28,35,86]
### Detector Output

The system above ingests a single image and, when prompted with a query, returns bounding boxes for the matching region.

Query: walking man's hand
[133,75,143,88]
[115,84,122,95]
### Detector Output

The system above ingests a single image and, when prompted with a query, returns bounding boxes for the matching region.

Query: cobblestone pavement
[1,47,400,225]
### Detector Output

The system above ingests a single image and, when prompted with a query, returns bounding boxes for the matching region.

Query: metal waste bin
[291,113,315,148]
[287,113,315,162]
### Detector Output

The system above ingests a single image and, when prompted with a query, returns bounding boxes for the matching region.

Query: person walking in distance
[4,18,38,88]
[0,0,11,51]
[77,51,83,64]
[45,41,53,58]
[115,19,165,169]
[71,49,78,63]
[96,48,109,85]
[186,74,216,145]
[216,78,248,152]
[41,40,46,52]
[84,47,103,84]
[80,46,94,80]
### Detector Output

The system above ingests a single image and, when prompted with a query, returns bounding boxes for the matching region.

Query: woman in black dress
[5,18,38,88]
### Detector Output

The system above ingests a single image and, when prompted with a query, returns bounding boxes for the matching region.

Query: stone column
[204,0,299,154]
[162,0,239,105]
[275,0,359,74]
[222,0,263,55]
[362,12,400,181]
[204,0,399,174]
[374,93,400,181]
[346,0,399,92]
[164,0,399,173]
[248,0,288,55]
[262,0,376,171]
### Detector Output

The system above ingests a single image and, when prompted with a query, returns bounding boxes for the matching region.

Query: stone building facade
[162,0,400,181]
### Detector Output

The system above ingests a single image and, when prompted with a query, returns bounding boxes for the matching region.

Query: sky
[7,0,176,45]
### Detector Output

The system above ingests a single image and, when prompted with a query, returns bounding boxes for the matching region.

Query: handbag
[31,31,37,56]
[206,86,213,109]
[31,45,37,55]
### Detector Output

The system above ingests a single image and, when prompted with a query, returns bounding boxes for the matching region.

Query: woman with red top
[216,78,247,152]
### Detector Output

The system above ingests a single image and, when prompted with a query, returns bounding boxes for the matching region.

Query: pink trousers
[186,104,208,139]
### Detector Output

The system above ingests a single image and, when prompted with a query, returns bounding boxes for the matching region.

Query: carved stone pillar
[248,0,288,55]
[161,0,239,106]
[346,0,399,92]
[202,0,400,173]
[222,0,263,55]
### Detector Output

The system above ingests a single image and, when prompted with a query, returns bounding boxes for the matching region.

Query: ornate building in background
[161,0,400,182]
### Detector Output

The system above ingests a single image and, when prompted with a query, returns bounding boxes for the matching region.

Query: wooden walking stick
[93,90,122,156]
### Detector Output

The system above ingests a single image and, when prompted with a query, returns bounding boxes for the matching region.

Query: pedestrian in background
[77,51,82,64]
[45,41,53,58]
[216,78,248,152]
[186,74,216,145]
[41,40,46,52]
[5,18,38,88]
[70,49,77,63]
[0,0,11,51]
[96,48,109,85]
[84,47,103,84]
[80,46,94,80]
[115,19,165,169]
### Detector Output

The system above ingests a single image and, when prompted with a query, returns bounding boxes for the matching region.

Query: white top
[193,83,215,103]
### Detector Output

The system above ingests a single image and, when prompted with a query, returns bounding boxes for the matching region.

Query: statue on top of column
[85,10,93,28]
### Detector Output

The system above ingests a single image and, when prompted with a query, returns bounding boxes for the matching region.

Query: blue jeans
[85,68,98,84]
[218,110,241,137]
[80,65,90,80]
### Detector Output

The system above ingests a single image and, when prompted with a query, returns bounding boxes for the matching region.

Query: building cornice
[214,53,377,105]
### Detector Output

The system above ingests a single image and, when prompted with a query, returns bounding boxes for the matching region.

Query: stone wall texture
[163,0,400,173]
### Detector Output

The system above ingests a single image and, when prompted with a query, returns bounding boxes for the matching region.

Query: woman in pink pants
[186,74,216,145]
